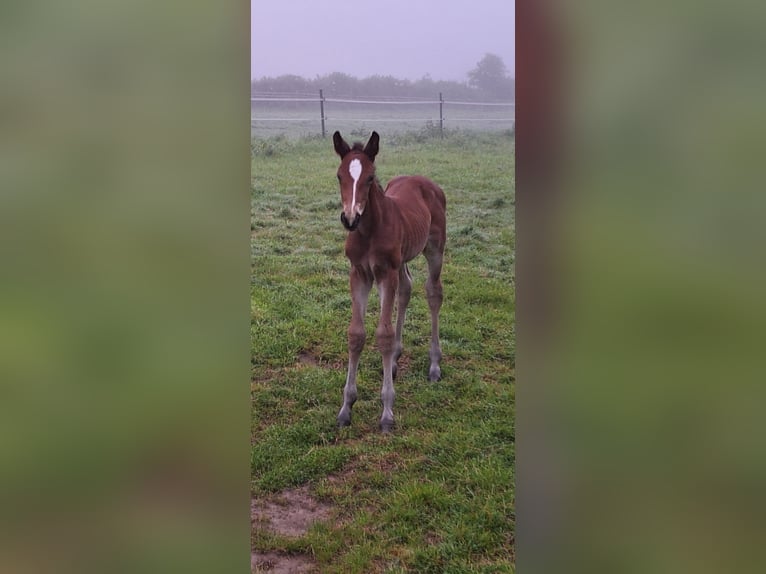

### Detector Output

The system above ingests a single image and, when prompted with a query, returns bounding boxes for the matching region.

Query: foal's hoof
[428,365,442,382]
[380,420,395,434]
[337,413,352,428]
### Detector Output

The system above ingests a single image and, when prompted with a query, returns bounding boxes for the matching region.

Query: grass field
[251,129,515,572]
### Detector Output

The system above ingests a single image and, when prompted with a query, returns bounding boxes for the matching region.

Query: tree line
[251,54,514,102]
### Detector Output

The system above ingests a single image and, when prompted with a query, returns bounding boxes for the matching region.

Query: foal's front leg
[376,267,399,432]
[392,264,413,379]
[338,267,372,427]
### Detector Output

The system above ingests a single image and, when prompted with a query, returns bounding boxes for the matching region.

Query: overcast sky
[251,0,515,82]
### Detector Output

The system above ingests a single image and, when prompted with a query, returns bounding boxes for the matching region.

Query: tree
[317,72,358,97]
[467,53,514,100]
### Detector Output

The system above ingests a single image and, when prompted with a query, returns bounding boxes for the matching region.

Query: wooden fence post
[319,89,326,138]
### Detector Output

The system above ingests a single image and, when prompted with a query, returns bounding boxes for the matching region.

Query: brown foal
[333,131,447,432]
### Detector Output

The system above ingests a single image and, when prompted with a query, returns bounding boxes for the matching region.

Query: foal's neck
[357,177,387,237]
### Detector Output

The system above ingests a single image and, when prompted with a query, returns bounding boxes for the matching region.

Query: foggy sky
[251,0,515,82]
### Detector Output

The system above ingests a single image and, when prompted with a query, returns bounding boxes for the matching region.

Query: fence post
[319,89,326,138]
[439,92,444,137]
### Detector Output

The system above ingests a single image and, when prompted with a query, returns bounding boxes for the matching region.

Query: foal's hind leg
[338,267,372,427]
[392,264,413,380]
[424,245,444,382]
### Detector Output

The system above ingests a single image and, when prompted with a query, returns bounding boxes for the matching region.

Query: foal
[333,131,446,432]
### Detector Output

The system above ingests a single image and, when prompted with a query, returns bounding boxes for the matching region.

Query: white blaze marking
[349,158,362,213]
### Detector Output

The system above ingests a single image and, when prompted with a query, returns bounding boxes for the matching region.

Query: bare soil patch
[296,351,320,367]
[251,486,334,573]
[252,485,333,537]
[251,551,314,573]
[296,349,343,370]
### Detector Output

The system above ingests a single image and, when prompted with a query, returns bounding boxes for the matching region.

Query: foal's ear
[364,131,379,162]
[333,131,350,158]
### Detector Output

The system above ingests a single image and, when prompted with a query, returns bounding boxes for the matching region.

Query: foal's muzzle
[340,212,361,231]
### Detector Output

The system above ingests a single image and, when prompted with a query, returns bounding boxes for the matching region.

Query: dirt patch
[296,351,320,367]
[295,350,343,371]
[252,486,334,573]
[252,485,333,538]
[251,551,314,573]
[394,354,412,377]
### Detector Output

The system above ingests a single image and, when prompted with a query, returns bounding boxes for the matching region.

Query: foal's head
[333,131,379,231]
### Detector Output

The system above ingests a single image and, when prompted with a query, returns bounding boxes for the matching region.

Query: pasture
[251,99,515,139]
[251,130,515,572]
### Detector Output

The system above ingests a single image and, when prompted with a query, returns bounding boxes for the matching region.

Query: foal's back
[386,175,446,206]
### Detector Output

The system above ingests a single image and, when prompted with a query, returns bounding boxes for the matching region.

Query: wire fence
[251,91,515,138]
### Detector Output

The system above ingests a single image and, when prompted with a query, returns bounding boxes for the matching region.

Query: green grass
[252,130,515,572]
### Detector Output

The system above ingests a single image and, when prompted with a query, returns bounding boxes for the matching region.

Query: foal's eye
[366,175,374,184]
